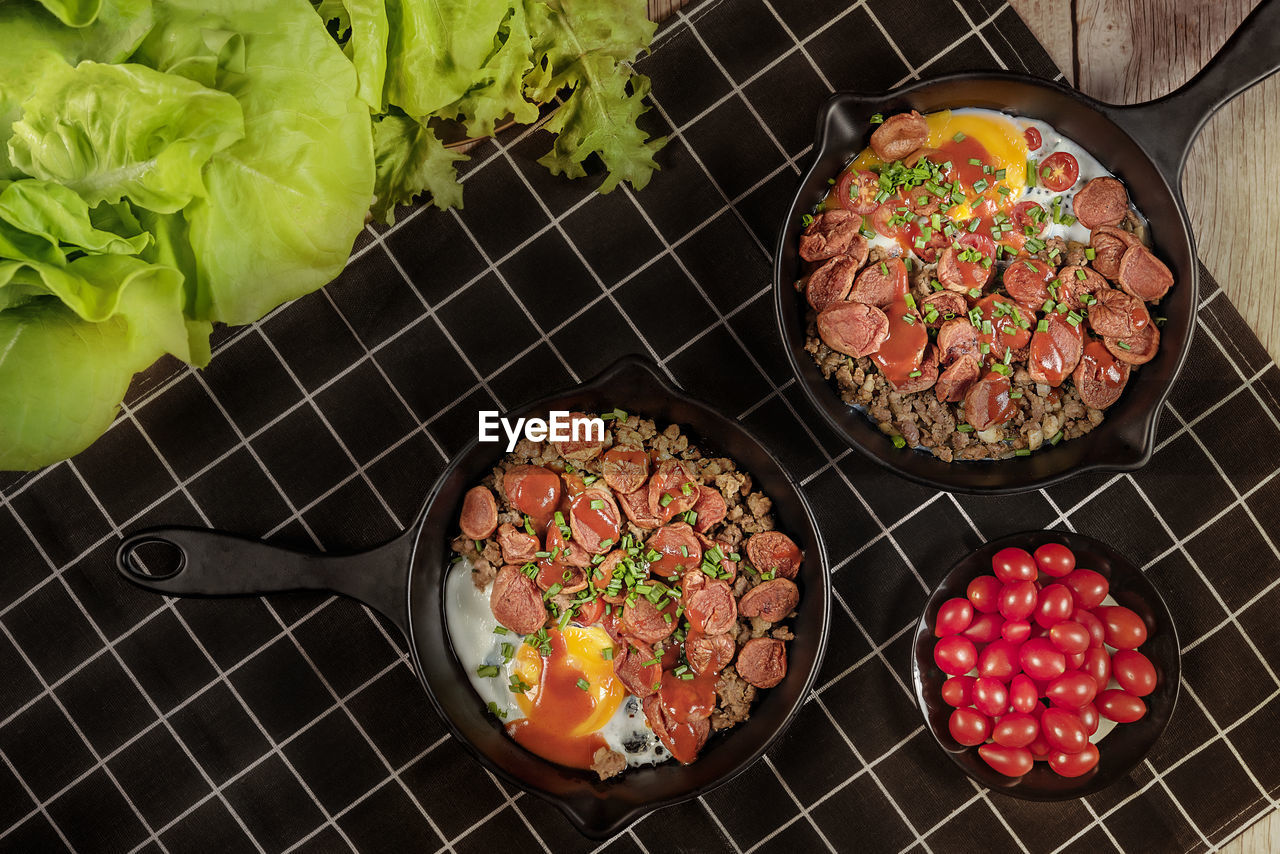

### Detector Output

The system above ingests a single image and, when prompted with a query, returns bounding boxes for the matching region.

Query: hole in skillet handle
[117,535,187,582]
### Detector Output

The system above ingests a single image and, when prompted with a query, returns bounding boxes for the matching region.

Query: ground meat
[711,666,757,731]
[591,746,626,781]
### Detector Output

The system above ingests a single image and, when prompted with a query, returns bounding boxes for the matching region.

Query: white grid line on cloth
[761,753,839,853]
[1178,681,1280,818]
[0,749,77,851]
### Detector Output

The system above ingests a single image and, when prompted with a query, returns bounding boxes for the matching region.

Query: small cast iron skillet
[911,531,1178,798]
[774,0,1280,494]
[114,356,830,839]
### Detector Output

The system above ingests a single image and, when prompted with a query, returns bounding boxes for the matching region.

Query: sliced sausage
[848,256,908,307]
[568,487,621,554]
[736,638,787,689]
[936,245,994,293]
[935,354,981,403]
[1089,226,1142,280]
[1028,311,1085,387]
[645,523,703,578]
[622,592,678,643]
[1059,265,1107,310]
[615,639,662,698]
[459,486,499,539]
[870,110,929,162]
[799,210,867,263]
[552,411,604,461]
[618,485,663,530]
[921,291,966,328]
[685,631,736,676]
[889,343,938,394]
[592,550,627,603]
[744,531,803,580]
[489,566,546,634]
[502,464,561,530]
[1087,288,1150,339]
[496,522,539,565]
[690,485,726,534]
[1105,322,1160,366]
[545,520,591,568]
[643,694,710,764]
[816,301,890,358]
[904,146,945,168]
[1117,244,1174,302]
[937,318,979,365]
[1072,177,1129,229]
[805,254,859,312]
[686,579,737,635]
[738,578,800,622]
[963,371,1017,432]
[1073,340,1130,409]
[680,565,708,604]
[647,459,699,522]
[902,182,943,217]
[601,444,649,494]
[1002,255,1055,307]
[535,559,588,594]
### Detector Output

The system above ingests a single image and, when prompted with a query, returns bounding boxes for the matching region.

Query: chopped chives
[1015,448,1031,457]
[1085,248,1097,260]
[493,626,510,635]
[590,499,605,510]
[476,664,500,678]
[891,435,906,449]
[659,493,673,507]
[1037,319,1049,333]
[576,678,590,691]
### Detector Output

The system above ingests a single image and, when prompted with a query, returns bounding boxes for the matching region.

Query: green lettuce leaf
[371,113,466,223]
[339,0,390,111]
[33,0,103,27]
[434,2,538,138]
[8,61,245,213]
[0,180,150,256]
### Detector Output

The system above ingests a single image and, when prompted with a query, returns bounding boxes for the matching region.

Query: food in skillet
[447,411,803,779]
[795,109,1174,461]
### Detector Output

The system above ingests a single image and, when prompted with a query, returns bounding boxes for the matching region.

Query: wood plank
[1007,0,1075,83]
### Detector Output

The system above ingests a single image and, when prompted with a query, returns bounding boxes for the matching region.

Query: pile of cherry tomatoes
[932,542,1157,779]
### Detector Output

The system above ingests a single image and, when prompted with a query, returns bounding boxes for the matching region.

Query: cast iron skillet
[113,355,830,839]
[774,0,1280,494]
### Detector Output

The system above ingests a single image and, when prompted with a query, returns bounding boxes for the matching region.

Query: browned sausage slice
[963,372,1018,432]
[686,579,737,635]
[645,523,703,577]
[799,210,866,262]
[1002,255,1055,307]
[622,592,679,643]
[870,110,929,162]
[690,485,726,534]
[936,245,995,293]
[647,459,699,522]
[922,291,967,328]
[618,485,663,530]
[738,578,800,622]
[601,444,649,494]
[685,631,737,676]
[1072,177,1129,229]
[736,638,787,689]
[935,354,981,403]
[805,254,859,312]
[1028,311,1084,387]
[544,521,591,568]
[553,412,604,461]
[848,256,908,307]
[592,551,627,603]
[490,566,546,634]
[680,565,707,604]
[459,486,499,539]
[1074,340,1130,409]
[497,522,539,565]
[569,487,621,554]
[816,301,890,358]
[1117,245,1174,302]
[615,639,662,698]
[889,344,939,394]
[902,183,943,217]
[1087,288,1150,338]
[1059,265,1107,310]
[643,694,710,763]
[1105,322,1160,366]
[936,318,979,365]
[1089,226,1142,280]
[744,531,803,579]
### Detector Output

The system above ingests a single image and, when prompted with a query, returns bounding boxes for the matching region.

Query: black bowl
[910,531,1179,799]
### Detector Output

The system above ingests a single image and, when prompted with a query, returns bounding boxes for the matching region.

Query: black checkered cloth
[2,0,1278,851]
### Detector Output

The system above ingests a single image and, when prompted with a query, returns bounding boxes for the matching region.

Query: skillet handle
[1104,0,1280,182]
[116,527,415,640]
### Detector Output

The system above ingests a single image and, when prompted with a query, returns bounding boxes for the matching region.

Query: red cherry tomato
[1033,542,1075,577]
[1028,731,1053,760]
[1010,201,1045,238]
[992,548,1038,584]
[1049,620,1091,655]
[1077,702,1100,736]
[961,612,1005,644]
[1081,647,1111,692]
[1034,584,1075,629]
[1038,152,1079,192]
[967,575,1004,614]
[1009,675,1039,714]
[1065,651,1086,670]
[978,744,1034,777]
[1024,126,1043,151]
[949,707,992,746]
[978,639,1023,682]
[871,200,912,240]
[1049,743,1099,778]
[575,598,605,626]
[1063,569,1109,610]
[1095,605,1149,650]
[973,676,1010,718]
[999,580,1038,621]
[941,675,976,708]
[1040,707,1089,754]
[837,169,880,214]
[1045,671,1098,710]
[934,597,975,637]
[934,635,978,676]
[1111,649,1157,697]
[1001,619,1031,644]
[1074,608,1106,648]
[1019,638,1067,682]
[992,712,1039,749]
[1098,689,1147,723]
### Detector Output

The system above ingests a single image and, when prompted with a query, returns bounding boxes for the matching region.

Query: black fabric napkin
[2,0,1278,851]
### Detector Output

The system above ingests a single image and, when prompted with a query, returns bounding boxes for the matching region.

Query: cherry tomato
[993,548,1038,584]
[1045,671,1097,710]
[979,744,1034,777]
[967,575,1004,614]
[1049,620,1091,655]
[1074,608,1106,648]
[871,200,912,240]
[1024,126,1043,151]
[959,231,997,262]
[1063,569,1109,610]
[1065,651,1086,670]
[837,169,880,214]
[1095,605,1148,650]
[1049,743,1100,778]
[1038,152,1080,192]
[934,635,978,676]
[1034,584,1074,629]
[961,612,1005,644]
[934,597,975,637]
[575,598,605,626]
[941,675,976,708]
[1077,702,1100,736]
[1112,649,1157,697]
[1028,731,1053,760]
[1081,647,1111,692]
[999,580,1038,621]
[1009,674,1039,714]
[949,707,992,746]
[992,712,1039,749]
[1040,707,1088,754]
[1009,200,1045,238]
[973,676,1010,718]
[1001,619,1031,644]
[1033,542,1075,577]
[1019,638,1066,682]
[1098,689,1147,723]
[978,639,1023,682]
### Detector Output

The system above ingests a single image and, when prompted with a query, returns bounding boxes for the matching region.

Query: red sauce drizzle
[568,492,619,546]
[1029,313,1083,387]
[506,631,608,770]
[509,466,561,531]
[871,298,927,386]
[654,670,717,763]
[977,371,1019,427]
[1080,340,1128,392]
[973,294,1032,361]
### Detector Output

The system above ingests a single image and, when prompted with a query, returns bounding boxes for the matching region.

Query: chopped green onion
[590,499,605,510]
[1117,340,1132,350]
[995,169,1007,180]
[1085,248,1097,260]
[1015,448,1031,457]
[904,293,917,310]
[660,493,673,507]
[909,369,922,378]
[958,424,974,433]
[1027,160,1037,188]
[880,261,889,276]
[1037,319,1049,333]
[968,287,981,299]
[487,701,506,719]
[968,158,982,166]
[602,646,614,660]
[870,113,884,124]
[476,665,500,678]
[1010,390,1023,399]
[953,132,966,142]
[801,213,815,228]
[903,314,916,325]
[992,363,1011,376]
[972,179,989,194]
[891,435,906,449]
[493,626,510,635]
[1075,268,1087,280]
[576,678,590,691]
[1050,430,1064,445]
